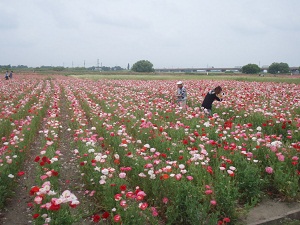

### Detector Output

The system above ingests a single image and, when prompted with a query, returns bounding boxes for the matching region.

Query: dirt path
[57,90,95,225]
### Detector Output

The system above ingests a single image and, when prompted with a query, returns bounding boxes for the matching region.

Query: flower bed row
[0,79,51,207]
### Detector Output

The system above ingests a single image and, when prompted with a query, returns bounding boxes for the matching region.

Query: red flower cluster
[34,155,51,166]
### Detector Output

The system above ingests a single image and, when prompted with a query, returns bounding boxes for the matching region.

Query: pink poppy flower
[265,167,273,174]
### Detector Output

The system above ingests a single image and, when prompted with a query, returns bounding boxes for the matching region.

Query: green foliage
[236,162,264,205]
[214,174,239,221]
[273,164,300,199]
[268,62,290,74]
[53,66,65,71]
[165,182,211,225]
[0,64,11,69]
[131,60,154,73]
[241,64,261,74]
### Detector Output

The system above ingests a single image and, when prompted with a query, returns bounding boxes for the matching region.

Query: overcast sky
[1,0,299,69]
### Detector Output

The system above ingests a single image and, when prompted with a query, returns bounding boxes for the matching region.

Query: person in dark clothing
[201,86,223,116]
[9,71,13,79]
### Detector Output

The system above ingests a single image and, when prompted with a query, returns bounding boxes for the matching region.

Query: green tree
[268,62,290,74]
[53,66,65,71]
[131,60,154,72]
[0,64,11,70]
[241,64,261,74]
[101,66,111,71]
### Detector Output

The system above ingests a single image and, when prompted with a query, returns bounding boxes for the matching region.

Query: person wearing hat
[201,86,223,116]
[175,81,187,109]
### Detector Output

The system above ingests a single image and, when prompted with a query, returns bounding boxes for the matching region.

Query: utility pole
[84,60,86,68]
[97,59,99,71]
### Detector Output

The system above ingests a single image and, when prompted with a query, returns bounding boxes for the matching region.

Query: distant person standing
[202,86,223,116]
[5,71,9,80]
[175,81,187,109]
[9,71,13,79]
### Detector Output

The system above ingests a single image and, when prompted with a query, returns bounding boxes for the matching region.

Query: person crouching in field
[202,86,223,116]
[175,81,187,109]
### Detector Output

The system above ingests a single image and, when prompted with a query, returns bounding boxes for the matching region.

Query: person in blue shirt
[202,86,223,116]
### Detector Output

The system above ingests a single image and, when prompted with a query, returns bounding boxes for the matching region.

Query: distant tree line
[242,62,296,74]
[2,61,299,74]
[0,65,28,70]
[1,64,126,71]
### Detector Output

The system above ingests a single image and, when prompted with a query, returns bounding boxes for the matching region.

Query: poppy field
[0,74,300,225]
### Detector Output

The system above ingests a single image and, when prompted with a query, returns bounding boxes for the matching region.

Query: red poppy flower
[206,166,213,174]
[113,215,121,223]
[33,213,39,219]
[160,174,169,180]
[29,186,40,195]
[114,193,122,201]
[223,217,230,223]
[17,171,25,176]
[42,156,48,162]
[92,214,101,222]
[126,191,134,198]
[51,170,59,176]
[69,203,78,208]
[49,203,61,211]
[34,156,40,162]
[102,211,110,219]
[161,153,167,158]
[139,202,148,210]
[120,185,127,191]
